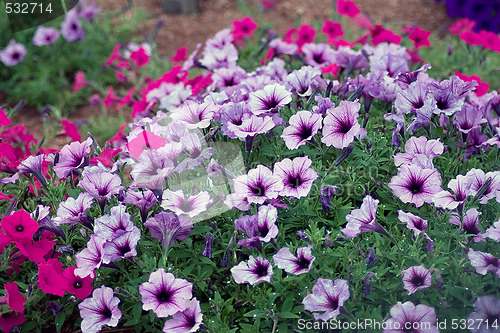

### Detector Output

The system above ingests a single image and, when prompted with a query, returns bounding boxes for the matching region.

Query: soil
[7,0,450,148]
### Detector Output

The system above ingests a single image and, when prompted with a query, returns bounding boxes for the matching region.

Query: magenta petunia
[230,165,284,205]
[38,259,66,297]
[78,286,121,333]
[383,301,439,333]
[281,111,322,150]
[0,311,25,333]
[342,195,388,238]
[273,246,315,275]
[401,265,432,295]
[273,156,318,198]
[139,269,193,317]
[63,266,94,299]
[302,278,350,321]
[231,256,274,285]
[162,298,203,333]
[1,209,39,244]
[388,164,442,208]
[1,282,26,313]
[321,100,366,149]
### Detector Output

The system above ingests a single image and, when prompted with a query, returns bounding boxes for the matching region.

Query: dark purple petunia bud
[363,272,375,297]
[202,233,214,259]
[333,146,354,167]
[320,185,340,212]
[49,302,64,316]
[322,234,335,248]
[221,231,237,267]
[365,248,376,266]
[297,230,311,243]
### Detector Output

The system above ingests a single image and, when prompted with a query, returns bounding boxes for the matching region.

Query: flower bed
[1,1,500,332]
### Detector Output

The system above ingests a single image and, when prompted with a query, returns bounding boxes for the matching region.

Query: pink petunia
[61,118,82,142]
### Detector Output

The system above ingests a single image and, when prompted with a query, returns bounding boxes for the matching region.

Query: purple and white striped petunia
[467,248,500,277]
[162,298,203,333]
[53,192,94,228]
[401,265,432,295]
[144,211,193,251]
[465,168,500,204]
[53,137,92,179]
[170,101,217,129]
[342,195,388,238]
[467,296,500,333]
[33,27,60,46]
[453,104,487,134]
[273,156,318,198]
[485,220,500,241]
[139,269,193,318]
[302,43,336,67]
[102,228,141,263]
[227,114,275,140]
[433,174,472,210]
[0,40,27,67]
[235,204,279,249]
[302,278,350,321]
[130,149,175,190]
[273,246,315,275]
[231,256,274,285]
[230,165,284,205]
[61,9,84,42]
[286,66,321,97]
[281,111,322,150]
[75,234,106,278]
[397,210,428,237]
[383,301,439,333]
[247,83,292,115]
[161,190,211,218]
[388,164,442,208]
[321,100,366,149]
[78,286,121,333]
[94,205,135,240]
[79,166,124,209]
[393,136,444,167]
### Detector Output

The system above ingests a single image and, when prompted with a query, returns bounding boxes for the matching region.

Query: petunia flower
[53,137,92,179]
[302,278,350,321]
[130,149,175,190]
[53,192,94,228]
[388,164,442,208]
[320,185,340,212]
[78,286,122,333]
[1,209,39,244]
[170,101,217,129]
[273,246,315,275]
[79,166,124,211]
[235,205,279,249]
[433,174,472,210]
[232,17,258,39]
[302,43,336,67]
[485,220,500,242]
[0,282,26,313]
[336,0,361,18]
[397,210,428,237]
[0,40,26,67]
[231,256,274,285]
[467,296,500,333]
[286,66,321,97]
[144,212,193,251]
[162,298,203,333]
[281,111,322,150]
[0,311,25,333]
[61,9,84,42]
[139,269,193,317]
[383,301,439,333]
[122,189,158,222]
[465,168,500,204]
[63,266,94,299]
[247,83,292,115]
[342,195,388,237]
[93,205,135,240]
[230,165,284,205]
[394,81,435,115]
[393,136,444,167]
[401,265,432,295]
[102,228,141,263]
[38,259,66,297]
[321,100,366,149]
[468,248,500,277]
[33,26,60,46]
[75,235,106,278]
[273,156,318,198]
[453,104,487,134]
[161,190,211,218]
[408,26,432,49]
